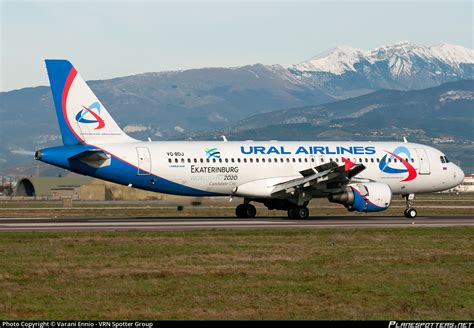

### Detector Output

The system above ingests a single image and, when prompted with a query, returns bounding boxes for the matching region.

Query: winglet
[342,157,356,171]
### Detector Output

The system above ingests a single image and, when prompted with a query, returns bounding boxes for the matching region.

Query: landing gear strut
[403,194,417,218]
[235,203,256,218]
[287,206,310,220]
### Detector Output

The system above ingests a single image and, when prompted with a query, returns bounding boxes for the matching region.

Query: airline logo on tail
[75,102,105,130]
[379,146,417,182]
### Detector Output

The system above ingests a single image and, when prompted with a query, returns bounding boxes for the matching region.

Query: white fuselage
[97,140,464,197]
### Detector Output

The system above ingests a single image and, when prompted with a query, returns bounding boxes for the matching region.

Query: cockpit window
[440,156,445,163]
[444,156,450,163]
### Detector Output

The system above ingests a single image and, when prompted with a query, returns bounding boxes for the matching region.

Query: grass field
[0,227,473,319]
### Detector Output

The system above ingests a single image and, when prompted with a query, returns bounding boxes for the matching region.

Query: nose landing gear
[403,194,417,218]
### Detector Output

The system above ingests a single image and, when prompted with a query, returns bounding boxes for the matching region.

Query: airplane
[35,60,465,219]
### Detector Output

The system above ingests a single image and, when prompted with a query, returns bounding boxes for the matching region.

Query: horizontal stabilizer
[68,149,111,168]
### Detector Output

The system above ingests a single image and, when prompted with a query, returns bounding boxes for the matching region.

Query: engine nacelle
[328,182,392,212]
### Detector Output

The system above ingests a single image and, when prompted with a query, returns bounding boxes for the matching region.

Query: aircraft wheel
[245,204,257,218]
[236,204,256,218]
[405,208,417,219]
[236,204,246,218]
[287,206,309,219]
[287,208,297,219]
[297,206,310,219]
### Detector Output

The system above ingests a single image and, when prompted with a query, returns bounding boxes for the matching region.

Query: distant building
[15,177,94,198]
[12,176,183,201]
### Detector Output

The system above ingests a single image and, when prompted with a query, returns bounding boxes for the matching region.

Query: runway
[0,216,473,231]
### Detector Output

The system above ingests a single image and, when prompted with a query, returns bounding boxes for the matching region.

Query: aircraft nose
[454,165,465,186]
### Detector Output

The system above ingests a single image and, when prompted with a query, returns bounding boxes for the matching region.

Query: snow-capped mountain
[289,45,365,75]
[288,41,474,97]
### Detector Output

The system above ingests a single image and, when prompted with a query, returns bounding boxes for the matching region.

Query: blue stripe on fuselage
[39,145,221,197]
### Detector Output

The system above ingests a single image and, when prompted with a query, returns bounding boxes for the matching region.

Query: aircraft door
[136,147,151,175]
[415,148,430,175]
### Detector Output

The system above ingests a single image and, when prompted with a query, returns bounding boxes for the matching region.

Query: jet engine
[328,182,392,212]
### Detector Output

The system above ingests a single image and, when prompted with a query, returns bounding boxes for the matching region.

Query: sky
[1,0,472,91]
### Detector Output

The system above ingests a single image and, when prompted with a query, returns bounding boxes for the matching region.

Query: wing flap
[272,158,366,195]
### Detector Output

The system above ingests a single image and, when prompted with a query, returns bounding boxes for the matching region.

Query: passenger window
[231,158,235,163]
[393,159,397,163]
[181,158,185,163]
[359,158,363,163]
[237,158,241,163]
[200,158,203,163]
[219,159,222,163]
[213,158,216,163]
[168,158,172,163]
[371,158,374,163]
[286,158,290,163]
[262,158,265,163]
[292,158,296,163]
[376,158,380,163]
[243,158,247,163]
[304,158,308,163]
[187,158,191,163]
[440,156,445,163]
[175,158,179,163]
[206,158,210,163]
[250,158,253,163]
[365,158,368,163]
[225,158,228,163]
[388,158,391,163]
[298,158,302,163]
[411,158,414,163]
[256,158,259,163]
[194,158,197,163]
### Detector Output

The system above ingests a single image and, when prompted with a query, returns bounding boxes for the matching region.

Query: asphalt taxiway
[0,216,473,231]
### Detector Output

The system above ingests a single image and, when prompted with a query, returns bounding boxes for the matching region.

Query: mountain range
[288,41,474,98]
[0,41,473,174]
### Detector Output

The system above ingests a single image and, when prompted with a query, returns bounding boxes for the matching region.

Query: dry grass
[0,228,473,319]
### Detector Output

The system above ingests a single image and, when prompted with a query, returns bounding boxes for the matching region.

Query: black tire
[245,204,257,218]
[406,208,417,219]
[235,204,246,218]
[297,206,310,219]
[287,208,297,219]
[288,207,309,219]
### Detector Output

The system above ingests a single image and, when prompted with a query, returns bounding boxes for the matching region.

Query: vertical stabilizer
[45,59,135,145]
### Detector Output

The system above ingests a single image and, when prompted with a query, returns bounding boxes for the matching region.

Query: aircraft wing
[271,158,366,196]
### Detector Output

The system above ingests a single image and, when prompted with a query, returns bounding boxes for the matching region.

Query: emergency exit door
[136,147,151,175]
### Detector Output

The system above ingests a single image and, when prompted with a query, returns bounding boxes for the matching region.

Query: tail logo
[75,102,105,130]
[205,148,221,159]
[379,146,417,182]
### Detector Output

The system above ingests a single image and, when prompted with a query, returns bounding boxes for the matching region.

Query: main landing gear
[234,199,310,219]
[235,203,257,218]
[403,194,417,218]
[287,206,310,220]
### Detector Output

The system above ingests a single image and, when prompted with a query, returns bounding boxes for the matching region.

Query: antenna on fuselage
[222,135,228,142]
[403,137,408,143]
